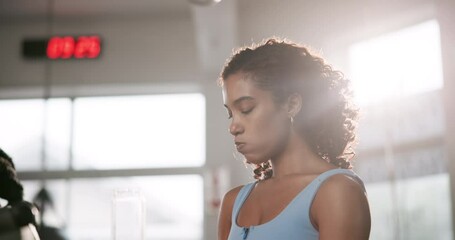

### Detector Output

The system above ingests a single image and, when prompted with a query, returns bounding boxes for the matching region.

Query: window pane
[45,99,72,170]
[0,98,71,170]
[0,99,44,170]
[357,90,445,151]
[367,174,452,240]
[349,20,443,106]
[72,94,205,169]
[67,175,203,240]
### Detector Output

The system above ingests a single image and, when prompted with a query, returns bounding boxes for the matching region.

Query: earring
[290,116,294,125]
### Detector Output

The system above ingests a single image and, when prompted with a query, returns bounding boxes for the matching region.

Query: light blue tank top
[227,168,365,240]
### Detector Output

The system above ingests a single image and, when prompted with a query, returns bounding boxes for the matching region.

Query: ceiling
[0,0,203,20]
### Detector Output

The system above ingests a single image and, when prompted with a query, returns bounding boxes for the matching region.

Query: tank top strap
[231,181,257,221]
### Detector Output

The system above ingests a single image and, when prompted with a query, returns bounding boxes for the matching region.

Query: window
[349,20,452,240]
[0,93,206,240]
[349,20,443,106]
[66,175,203,240]
[73,94,205,169]
[0,98,71,170]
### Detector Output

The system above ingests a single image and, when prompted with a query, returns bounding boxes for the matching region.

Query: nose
[229,119,244,136]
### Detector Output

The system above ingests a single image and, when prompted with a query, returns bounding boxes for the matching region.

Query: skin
[218,72,371,240]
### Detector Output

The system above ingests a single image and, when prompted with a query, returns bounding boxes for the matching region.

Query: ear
[286,93,302,118]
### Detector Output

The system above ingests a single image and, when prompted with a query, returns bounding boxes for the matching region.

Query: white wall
[0,16,201,89]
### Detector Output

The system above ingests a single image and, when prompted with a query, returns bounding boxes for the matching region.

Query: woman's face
[222,72,291,164]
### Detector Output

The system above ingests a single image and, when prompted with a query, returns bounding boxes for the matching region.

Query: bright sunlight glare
[349,20,443,106]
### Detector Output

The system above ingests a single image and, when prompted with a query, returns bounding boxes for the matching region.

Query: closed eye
[241,108,254,115]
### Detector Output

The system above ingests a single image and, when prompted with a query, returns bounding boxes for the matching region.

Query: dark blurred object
[0,148,24,205]
[33,188,67,240]
[0,148,40,240]
[33,189,53,216]
[22,39,47,59]
[0,202,40,239]
[11,202,39,228]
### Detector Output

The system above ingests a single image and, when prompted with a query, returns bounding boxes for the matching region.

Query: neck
[269,131,335,178]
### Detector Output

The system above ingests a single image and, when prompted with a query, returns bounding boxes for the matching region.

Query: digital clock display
[22,35,102,60]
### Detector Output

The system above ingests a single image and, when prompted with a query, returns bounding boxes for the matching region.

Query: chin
[243,153,269,165]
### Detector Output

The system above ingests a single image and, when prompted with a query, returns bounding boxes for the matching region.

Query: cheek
[250,110,289,154]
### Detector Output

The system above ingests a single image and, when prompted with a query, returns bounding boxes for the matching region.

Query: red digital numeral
[47,37,64,59]
[74,36,101,59]
[47,35,101,59]
[61,37,75,59]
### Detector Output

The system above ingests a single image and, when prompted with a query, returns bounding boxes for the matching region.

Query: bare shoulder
[224,185,244,204]
[220,185,244,214]
[311,173,371,240]
[218,185,244,240]
[320,174,366,196]
[313,174,368,215]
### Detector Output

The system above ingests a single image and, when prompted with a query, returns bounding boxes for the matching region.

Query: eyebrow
[224,96,255,109]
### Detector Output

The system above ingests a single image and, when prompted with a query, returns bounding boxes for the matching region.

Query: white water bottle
[112,189,146,240]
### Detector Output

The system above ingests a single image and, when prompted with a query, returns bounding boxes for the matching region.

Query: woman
[217,38,371,240]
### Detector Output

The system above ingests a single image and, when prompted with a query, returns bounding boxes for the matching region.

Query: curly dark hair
[0,148,24,205]
[220,38,359,180]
